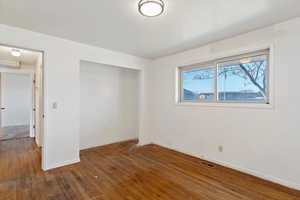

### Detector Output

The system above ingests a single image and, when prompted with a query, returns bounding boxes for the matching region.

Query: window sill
[175,102,274,110]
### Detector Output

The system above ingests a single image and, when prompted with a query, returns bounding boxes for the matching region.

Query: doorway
[0,44,44,145]
[79,61,140,150]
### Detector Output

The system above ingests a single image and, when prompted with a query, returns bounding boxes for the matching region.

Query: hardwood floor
[0,138,299,200]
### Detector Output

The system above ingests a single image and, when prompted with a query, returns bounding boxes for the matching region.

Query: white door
[1,73,32,128]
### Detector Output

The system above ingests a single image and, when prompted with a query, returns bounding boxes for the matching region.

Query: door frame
[0,43,45,170]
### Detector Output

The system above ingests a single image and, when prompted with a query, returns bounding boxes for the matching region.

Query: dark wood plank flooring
[0,138,299,200]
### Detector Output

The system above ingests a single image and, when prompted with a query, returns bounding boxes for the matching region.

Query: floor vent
[201,162,216,168]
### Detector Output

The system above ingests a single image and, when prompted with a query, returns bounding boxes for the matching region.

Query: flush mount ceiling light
[138,0,164,17]
[11,49,21,57]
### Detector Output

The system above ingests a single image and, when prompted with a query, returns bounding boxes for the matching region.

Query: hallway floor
[0,125,30,141]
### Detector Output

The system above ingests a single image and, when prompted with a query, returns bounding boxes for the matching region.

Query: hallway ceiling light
[11,49,21,57]
[138,0,164,17]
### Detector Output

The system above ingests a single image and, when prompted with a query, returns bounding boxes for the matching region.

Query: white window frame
[176,46,274,109]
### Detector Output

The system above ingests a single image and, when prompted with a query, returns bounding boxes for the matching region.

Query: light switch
[52,102,58,109]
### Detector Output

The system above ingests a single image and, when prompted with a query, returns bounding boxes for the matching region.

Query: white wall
[80,61,139,149]
[0,24,148,170]
[1,72,31,126]
[141,17,300,190]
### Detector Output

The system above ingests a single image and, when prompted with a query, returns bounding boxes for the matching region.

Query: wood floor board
[136,144,300,200]
[0,138,299,200]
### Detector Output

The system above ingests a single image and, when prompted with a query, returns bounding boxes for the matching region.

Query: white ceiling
[0,0,300,59]
[0,45,41,66]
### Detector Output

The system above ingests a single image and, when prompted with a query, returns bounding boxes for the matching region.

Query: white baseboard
[80,137,138,150]
[137,141,152,146]
[202,156,300,191]
[152,141,300,191]
[43,157,80,171]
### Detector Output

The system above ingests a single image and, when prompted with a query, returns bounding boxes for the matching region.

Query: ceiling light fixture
[138,0,164,17]
[11,49,21,57]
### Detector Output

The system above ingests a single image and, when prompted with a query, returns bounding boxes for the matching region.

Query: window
[179,49,270,104]
[182,67,215,101]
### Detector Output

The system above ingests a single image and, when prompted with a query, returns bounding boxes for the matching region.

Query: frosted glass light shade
[138,0,164,17]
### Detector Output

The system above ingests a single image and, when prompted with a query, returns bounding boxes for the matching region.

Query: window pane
[217,55,268,102]
[183,68,215,101]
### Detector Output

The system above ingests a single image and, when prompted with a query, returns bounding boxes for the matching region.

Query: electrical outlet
[218,145,223,152]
